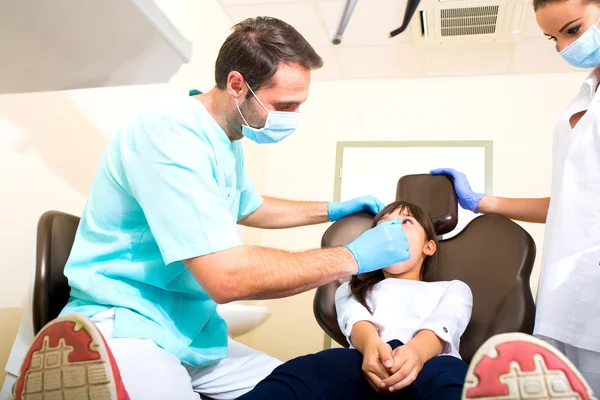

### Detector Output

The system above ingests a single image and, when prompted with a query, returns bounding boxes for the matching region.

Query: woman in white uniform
[434,0,600,397]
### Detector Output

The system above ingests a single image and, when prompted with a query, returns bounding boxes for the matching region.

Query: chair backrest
[33,210,80,334]
[313,174,536,363]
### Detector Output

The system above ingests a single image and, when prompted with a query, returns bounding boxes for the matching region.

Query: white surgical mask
[236,83,300,144]
[560,17,600,69]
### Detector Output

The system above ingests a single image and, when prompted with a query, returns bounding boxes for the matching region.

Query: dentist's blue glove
[430,168,484,212]
[328,196,385,222]
[345,218,410,274]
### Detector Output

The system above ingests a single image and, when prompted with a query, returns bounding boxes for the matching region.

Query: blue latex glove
[345,218,410,274]
[328,195,385,222]
[430,168,484,212]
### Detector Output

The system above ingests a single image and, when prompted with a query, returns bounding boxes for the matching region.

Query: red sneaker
[14,313,129,400]
[462,333,596,400]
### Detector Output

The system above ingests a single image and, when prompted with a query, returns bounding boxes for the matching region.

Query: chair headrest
[395,174,458,236]
[321,212,374,247]
[322,174,458,248]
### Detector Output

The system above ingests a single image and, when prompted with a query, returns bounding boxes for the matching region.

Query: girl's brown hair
[348,200,438,313]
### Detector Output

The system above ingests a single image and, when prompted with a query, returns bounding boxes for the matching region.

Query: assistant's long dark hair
[349,200,438,314]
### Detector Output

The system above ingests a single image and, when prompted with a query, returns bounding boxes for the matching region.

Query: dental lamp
[330,0,421,45]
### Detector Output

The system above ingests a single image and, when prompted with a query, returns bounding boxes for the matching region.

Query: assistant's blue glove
[328,195,385,222]
[430,168,484,212]
[345,218,410,274]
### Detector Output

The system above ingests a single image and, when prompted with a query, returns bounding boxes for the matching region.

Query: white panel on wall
[338,143,490,237]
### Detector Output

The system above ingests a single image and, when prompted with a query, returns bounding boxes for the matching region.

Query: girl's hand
[361,339,394,392]
[381,344,424,393]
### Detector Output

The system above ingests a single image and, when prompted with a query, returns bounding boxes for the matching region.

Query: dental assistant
[15,17,412,400]
[433,0,600,391]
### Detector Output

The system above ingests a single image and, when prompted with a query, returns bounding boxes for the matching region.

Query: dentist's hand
[430,168,484,212]
[345,218,410,275]
[328,196,385,222]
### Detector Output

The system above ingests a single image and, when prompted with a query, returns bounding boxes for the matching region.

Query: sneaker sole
[14,313,124,400]
[462,332,596,400]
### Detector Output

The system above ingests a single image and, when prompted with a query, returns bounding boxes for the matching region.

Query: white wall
[241,71,589,359]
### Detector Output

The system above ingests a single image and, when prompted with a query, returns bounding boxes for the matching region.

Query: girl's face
[377,207,436,280]
[536,0,600,52]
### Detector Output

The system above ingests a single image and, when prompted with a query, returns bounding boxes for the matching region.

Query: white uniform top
[534,70,600,353]
[335,279,473,359]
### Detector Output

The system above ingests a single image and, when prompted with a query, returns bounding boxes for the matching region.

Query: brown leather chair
[313,174,536,363]
[32,210,80,335]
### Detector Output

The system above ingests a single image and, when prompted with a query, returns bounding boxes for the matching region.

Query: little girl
[238,200,473,400]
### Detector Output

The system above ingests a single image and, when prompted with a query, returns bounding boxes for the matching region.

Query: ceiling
[217,0,585,80]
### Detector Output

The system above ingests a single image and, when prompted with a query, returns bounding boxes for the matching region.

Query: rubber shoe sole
[462,332,596,400]
[14,313,129,400]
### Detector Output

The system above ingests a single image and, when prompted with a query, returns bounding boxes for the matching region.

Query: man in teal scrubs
[15,17,410,400]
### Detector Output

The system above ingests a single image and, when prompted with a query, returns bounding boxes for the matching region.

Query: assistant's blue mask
[560,18,600,69]
[236,83,300,144]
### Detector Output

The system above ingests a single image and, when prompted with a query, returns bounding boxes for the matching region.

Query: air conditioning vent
[411,0,526,46]
[440,6,499,37]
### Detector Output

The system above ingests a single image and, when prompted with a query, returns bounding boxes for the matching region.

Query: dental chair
[33,210,79,335]
[313,174,537,363]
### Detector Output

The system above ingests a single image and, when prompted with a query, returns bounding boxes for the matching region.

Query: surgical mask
[235,83,300,144]
[560,17,600,68]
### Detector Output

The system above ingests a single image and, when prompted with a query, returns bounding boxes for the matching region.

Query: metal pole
[331,0,358,45]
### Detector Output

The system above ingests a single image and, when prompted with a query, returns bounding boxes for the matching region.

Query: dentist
[434,0,600,392]
[14,17,410,400]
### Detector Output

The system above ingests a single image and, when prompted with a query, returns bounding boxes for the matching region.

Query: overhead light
[331,0,357,45]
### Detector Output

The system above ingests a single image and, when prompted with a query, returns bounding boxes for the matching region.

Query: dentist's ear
[227,71,245,98]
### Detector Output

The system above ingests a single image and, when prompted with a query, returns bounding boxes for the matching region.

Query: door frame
[334,140,494,202]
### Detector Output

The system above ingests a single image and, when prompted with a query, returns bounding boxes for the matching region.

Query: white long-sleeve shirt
[335,279,473,359]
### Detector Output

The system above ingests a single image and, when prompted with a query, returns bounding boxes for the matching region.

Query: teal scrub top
[60,93,263,367]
